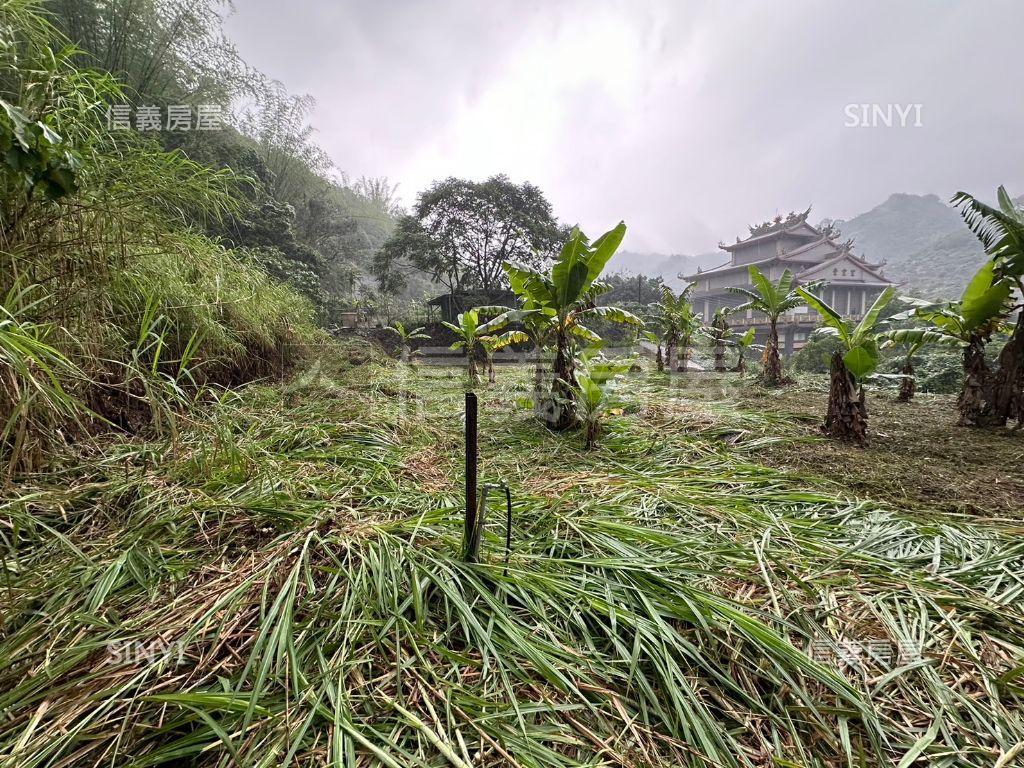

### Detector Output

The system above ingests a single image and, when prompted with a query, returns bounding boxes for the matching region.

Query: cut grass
[0,352,1021,767]
[671,372,1024,518]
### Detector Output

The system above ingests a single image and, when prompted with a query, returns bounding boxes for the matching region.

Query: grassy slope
[1,346,1022,767]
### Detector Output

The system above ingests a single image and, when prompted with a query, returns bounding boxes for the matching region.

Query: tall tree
[886,261,1013,426]
[727,266,808,386]
[374,175,564,295]
[952,187,1024,427]
[51,0,253,108]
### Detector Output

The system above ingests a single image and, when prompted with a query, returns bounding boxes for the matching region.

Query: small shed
[427,290,517,324]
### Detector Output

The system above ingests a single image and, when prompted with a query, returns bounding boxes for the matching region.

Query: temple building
[683,208,896,355]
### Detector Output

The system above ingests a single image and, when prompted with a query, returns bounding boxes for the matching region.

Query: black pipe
[463,392,479,562]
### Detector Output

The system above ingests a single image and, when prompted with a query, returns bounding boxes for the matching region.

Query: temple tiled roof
[720,207,819,252]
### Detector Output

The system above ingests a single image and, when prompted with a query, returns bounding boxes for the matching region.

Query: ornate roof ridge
[746,205,813,237]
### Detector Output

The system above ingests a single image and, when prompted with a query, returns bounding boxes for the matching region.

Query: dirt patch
[734,380,1024,518]
[402,447,453,493]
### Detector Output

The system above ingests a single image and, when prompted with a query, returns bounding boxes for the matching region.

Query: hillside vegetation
[839,193,988,299]
[0,0,331,476]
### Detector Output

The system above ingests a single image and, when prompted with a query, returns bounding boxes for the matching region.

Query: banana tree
[727,266,808,386]
[655,284,701,371]
[952,187,1024,427]
[886,261,1012,426]
[573,353,633,448]
[797,286,895,444]
[492,306,558,412]
[733,328,758,375]
[642,310,666,372]
[442,308,512,384]
[479,330,528,384]
[503,223,641,429]
[704,308,731,372]
[880,331,950,403]
[385,321,430,363]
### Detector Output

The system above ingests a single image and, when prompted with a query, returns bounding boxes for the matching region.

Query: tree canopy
[374,174,565,295]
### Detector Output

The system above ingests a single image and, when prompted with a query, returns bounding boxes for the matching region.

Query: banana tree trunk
[824,350,868,444]
[714,339,726,372]
[734,351,746,375]
[665,338,677,372]
[897,359,915,402]
[400,344,410,364]
[548,329,576,430]
[958,335,990,426]
[678,335,691,372]
[982,317,1024,427]
[487,357,496,384]
[532,362,547,418]
[762,320,784,386]
[656,345,664,372]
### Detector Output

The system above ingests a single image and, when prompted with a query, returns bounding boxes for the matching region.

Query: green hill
[837,193,987,299]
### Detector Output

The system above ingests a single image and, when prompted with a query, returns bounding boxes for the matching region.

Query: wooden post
[462,392,480,562]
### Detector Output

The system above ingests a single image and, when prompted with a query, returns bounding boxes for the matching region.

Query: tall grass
[0,0,321,472]
[1,356,1020,766]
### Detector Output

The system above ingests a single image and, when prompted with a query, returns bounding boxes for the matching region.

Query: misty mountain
[837,193,987,299]
[608,249,724,287]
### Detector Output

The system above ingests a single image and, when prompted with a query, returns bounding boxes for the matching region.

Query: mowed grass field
[1,344,1022,767]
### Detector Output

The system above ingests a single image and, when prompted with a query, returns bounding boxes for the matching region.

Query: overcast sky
[224,0,1024,254]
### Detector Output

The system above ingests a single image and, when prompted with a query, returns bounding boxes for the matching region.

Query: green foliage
[3,357,1022,766]
[0,0,319,472]
[50,0,252,108]
[385,322,429,344]
[441,307,513,381]
[442,308,510,354]
[879,342,963,394]
[504,223,640,426]
[654,283,701,342]
[48,0,399,312]
[503,223,641,352]
[952,186,1024,285]
[886,259,1015,350]
[0,282,81,475]
[729,266,809,384]
[792,334,844,373]
[573,353,632,448]
[375,174,565,295]
[798,286,896,381]
[728,265,808,320]
[596,271,665,306]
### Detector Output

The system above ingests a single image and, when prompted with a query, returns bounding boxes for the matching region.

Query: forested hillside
[838,193,988,299]
[0,0,410,474]
[49,0,403,318]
